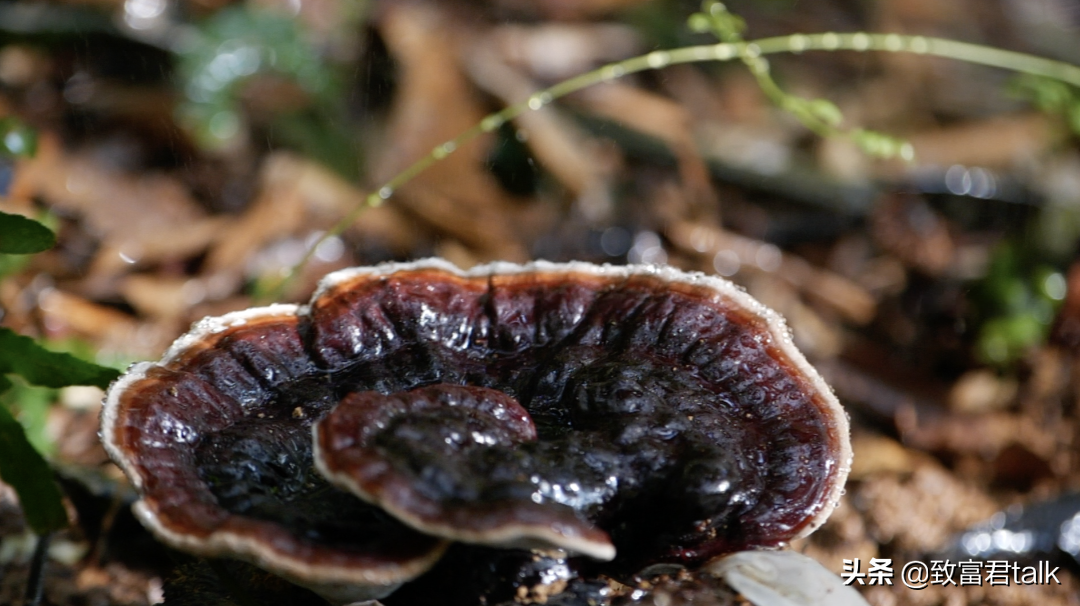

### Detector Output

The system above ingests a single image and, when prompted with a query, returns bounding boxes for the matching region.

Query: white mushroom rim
[99,258,852,596]
[99,303,449,600]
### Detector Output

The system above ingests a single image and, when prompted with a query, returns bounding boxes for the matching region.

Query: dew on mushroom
[100,259,851,604]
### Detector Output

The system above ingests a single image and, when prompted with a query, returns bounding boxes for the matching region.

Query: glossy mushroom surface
[100,305,447,603]
[314,383,617,560]
[307,259,850,564]
[100,259,851,600]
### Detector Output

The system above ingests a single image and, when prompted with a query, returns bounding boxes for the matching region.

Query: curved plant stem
[751,33,1080,85]
[266,32,1080,302]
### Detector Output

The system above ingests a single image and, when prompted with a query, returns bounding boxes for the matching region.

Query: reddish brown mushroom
[314,383,617,560]
[307,259,850,565]
[100,304,448,604]
[100,259,851,601]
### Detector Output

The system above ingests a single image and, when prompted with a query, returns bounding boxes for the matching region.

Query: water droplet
[527,92,552,111]
[601,64,625,81]
[646,51,671,69]
[432,141,456,159]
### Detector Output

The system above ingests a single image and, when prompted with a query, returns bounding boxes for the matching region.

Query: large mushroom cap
[306,259,850,564]
[101,259,851,600]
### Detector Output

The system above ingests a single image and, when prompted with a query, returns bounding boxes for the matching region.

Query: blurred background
[2,0,1080,604]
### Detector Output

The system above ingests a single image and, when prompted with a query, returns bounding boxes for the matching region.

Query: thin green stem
[264,31,1080,302]
[755,33,1080,87]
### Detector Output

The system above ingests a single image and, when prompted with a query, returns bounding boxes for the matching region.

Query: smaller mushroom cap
[313,383,617,560]
[100,305,448,604]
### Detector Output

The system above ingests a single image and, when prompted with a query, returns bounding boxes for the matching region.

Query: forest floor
[3,0,1080,604]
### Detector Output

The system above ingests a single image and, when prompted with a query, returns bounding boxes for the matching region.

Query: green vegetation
[176,5,363,178]
[975,243,1066,365]
[0,122,121,535]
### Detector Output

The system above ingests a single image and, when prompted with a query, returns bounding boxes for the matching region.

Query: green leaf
[0,328,120,389]
[2,381,58,455]
[0,210,57,254]
[1029,78,1072,112]
[1069,102,1080,136]
[0,404,68,534]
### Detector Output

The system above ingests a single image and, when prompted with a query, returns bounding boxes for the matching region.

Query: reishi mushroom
[313,384,618,561]
[99,304,449,603]
[100,259,852,603]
